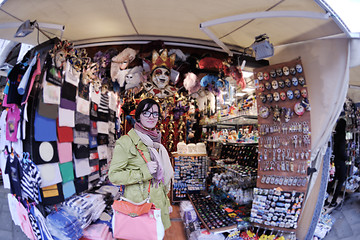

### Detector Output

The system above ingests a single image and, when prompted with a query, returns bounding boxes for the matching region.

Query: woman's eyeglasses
[142,111,159,118]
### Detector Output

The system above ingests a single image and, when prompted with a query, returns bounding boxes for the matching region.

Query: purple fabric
[60,98,76,111]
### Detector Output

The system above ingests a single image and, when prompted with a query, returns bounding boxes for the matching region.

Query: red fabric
[56,118,73,142]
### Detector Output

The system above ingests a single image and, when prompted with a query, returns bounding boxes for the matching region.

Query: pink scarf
[134,122,161,143]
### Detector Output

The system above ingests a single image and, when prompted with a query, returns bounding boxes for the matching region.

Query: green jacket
[109,129,171,230]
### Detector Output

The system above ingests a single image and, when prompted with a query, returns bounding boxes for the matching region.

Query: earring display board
[254,58,311,193]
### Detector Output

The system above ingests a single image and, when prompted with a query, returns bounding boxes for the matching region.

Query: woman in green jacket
[109,98,174,230]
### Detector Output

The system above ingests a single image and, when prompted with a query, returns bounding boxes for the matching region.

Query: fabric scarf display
[74,176,89,194]
[73,144,90,159]
[37,163,62,188]
[46,208,83,240]
[34,111,57,142]
[62,180,76,199]
[46,62,63,86]
[58,107,75,127]
[89,149,100,182]
[89,101,98,121]
[89,135,98,149]
[75,112,90,132]
[57,142,72,163]
[73,130,89,145]
[6,105,21,142]
[97,133,109,145]
[90,121,97,136]
[39,183,64,205]
[42,72,61,105]
[97,145,108,160]
[65,60,80,86]
[37,98,59,119]
[73,155,91,178]
[61,81,77,102]
[60,98,76,111]
[97,121,109,135]
[59,162,74,183]
[77,96,90,116]
[33,141,59,165]
[57,119,74,143]
[99,159,108,176]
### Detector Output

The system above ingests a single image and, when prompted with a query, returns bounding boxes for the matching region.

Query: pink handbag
[111,148,164,240]
[112,198,164,240]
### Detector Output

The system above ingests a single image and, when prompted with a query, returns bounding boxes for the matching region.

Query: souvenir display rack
[188,193,238,233]
[251,58,311,230]
[171,153,209,202]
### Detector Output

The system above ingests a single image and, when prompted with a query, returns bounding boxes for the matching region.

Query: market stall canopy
[0,0,346,49]
[0,0,359,91]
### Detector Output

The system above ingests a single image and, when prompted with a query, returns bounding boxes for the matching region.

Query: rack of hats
[250,58,311,231]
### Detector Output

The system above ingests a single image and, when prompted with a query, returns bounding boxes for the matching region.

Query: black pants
[327,160,347,203]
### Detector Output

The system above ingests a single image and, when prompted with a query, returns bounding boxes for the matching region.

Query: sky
[325,0,360,33]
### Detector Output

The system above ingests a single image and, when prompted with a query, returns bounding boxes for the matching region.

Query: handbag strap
[136,147,151,195]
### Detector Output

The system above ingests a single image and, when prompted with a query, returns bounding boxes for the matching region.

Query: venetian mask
[272,80,278,90]
[298,77,305,86]
[280,92,286,101]
[294,89,301,99]
[55,50,66,69]
[283,66,290,76]
[152,67,170,89]
[290,67,296,75]
[273,92,280,102]
[301,88,307,98]
[292,77,298,87]
[257,72,264,80]
[296,64,303,73]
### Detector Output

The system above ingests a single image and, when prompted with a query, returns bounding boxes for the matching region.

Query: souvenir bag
[111,148,165,240]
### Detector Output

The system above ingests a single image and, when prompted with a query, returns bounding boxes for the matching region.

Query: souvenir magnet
[296,64,303,73]
[270,70,276,78]
[259,106,270,118]
[273,92,280,102]
[294,102,305,115]
[298,76,305,86]
[301,88,307,98]
[290,67,296,75]
[263,72,270,80]
[285,78,292,88]
[278,80,285,88]
[280,92,286,101]
[260,94,267,103]
[287,90,294,100]
[271,80,279,90]
[265,81,272,90]
[292,77,298,87]
[283,66,290,76]
[259,83,265,92]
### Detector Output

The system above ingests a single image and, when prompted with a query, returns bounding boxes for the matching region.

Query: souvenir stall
[0,37,268,239]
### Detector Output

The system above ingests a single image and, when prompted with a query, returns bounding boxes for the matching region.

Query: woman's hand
[146,161,158,174]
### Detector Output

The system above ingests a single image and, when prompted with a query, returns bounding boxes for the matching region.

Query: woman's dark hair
[135,98,161,122]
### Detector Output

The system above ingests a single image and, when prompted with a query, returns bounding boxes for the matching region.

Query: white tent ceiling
[0,0,359,98]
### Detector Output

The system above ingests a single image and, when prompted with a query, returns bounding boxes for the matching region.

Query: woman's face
[140,104,159,129]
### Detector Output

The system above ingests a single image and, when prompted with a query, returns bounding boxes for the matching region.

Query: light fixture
[14,20,35,38]
[251,34,274,60]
